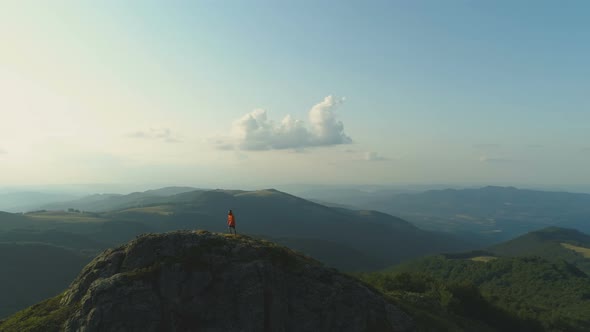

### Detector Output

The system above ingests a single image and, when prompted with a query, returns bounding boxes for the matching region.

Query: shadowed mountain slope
[0,243,90,319]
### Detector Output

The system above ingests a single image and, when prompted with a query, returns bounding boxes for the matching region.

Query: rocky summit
[1,231,414,332]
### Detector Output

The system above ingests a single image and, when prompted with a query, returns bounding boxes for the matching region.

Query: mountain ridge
[32,188,471,270]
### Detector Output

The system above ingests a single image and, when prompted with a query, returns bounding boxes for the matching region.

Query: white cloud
[219,95,352,151]
[308,96,351,146]
[0,148,6,154]
[127,128,181,143]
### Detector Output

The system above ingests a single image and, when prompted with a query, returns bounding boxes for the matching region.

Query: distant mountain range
[0,192,79,213]
[299,186,590,242]
[40,186,199,212]
[11,185,590,245]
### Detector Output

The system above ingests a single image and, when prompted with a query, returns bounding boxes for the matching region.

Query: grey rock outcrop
[60,231,414,332]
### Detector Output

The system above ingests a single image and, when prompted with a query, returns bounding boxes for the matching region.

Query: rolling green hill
[113,189,472,268]
[15,188,473,270]
[0,211,33,230]
[360,227,590,331]
[489,227,590,274]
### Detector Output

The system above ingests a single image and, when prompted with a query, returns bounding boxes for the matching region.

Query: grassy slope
[562,243,590,258]
[0,294,75,332]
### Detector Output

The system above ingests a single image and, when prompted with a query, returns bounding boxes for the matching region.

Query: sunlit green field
[469,256,497,262]
[118,205,174,216]
[561,243,590,258]
[25,211,105,223]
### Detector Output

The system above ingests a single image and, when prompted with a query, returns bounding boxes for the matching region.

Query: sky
[1,1,589,190]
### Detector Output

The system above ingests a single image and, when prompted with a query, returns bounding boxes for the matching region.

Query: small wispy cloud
[0,148,6,154]
[479,156,514,163]
[365,151,389,162]
[127,128,182,143]
[215,95,352,151]
[473,144,501,149]
[581,147,590,152]
[207,138,234,150]
[527,144,544,149]
[235,152,249,161]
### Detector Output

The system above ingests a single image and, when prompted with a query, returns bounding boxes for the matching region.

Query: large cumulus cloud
[223,95,352,151]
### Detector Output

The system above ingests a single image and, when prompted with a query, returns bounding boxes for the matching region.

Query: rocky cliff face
[5,231,414,332]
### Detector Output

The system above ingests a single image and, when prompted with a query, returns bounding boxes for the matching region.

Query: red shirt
[228,214,236,227]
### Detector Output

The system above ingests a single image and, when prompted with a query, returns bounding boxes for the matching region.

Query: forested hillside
[361,255,590,331]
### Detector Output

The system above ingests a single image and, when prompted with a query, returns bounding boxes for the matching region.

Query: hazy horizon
[2,181,590,197]
[2,1,589,188]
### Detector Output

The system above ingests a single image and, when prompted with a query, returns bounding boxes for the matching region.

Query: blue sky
[0,1,588,188]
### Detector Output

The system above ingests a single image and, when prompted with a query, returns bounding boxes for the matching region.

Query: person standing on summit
[227,210,237,235]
